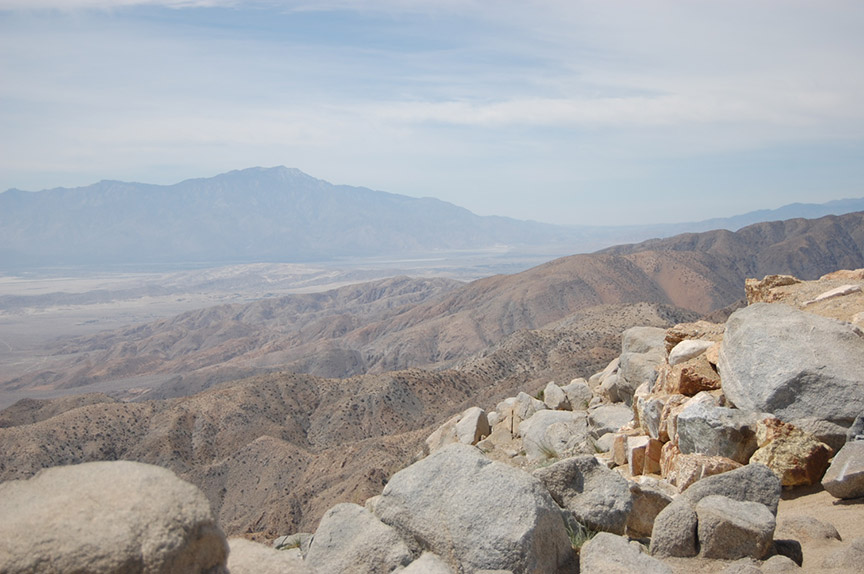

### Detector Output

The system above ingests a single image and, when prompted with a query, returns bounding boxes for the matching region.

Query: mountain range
[2,166,863,269]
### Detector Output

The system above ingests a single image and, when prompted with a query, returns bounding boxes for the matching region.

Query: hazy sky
[1,1,863,225]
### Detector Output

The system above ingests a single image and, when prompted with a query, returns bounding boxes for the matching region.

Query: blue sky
[1,0,863,225]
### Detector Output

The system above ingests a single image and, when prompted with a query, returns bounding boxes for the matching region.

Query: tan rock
[665,452,743,492]
[745,275,802,304]
[628,435,650,476]
[670,355,721,396]
[644,437,664,475]
[612,433,629,467]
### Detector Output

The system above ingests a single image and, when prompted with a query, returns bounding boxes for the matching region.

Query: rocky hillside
[3,211,861,401]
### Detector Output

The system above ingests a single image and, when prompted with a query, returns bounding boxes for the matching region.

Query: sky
[1,0,863,226]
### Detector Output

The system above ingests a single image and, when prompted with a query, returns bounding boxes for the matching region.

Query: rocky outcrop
[0,461,228,574]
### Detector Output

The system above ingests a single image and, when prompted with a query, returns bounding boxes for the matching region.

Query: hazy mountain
[2,165,863,269]
[0,167,583,268]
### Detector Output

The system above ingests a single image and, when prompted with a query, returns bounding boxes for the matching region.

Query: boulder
[580,532,672,574]
[543,382,571,410]
[822,441,864,499]
[668,339,715,366]
[718,303,864,431]
[562,380,593,411]
[776,515,842,542]
[305,503,414,573]
[618,326,667,402]
[658,354,722,396]
[695,495,775,560]
[649,500,699,557]
[373,444,572,574]
[519,410,589,461]
[227,538,312,574]
[455,407,491,445]
[588,404,633,438]
[749,418,834,486]
[675,402,760,464]
[532,455,632,535]
[0,461,228,574]
[626,479,674,539]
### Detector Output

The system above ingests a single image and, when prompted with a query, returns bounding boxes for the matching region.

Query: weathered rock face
[372,444,573,574]
[532,455,633,535]
[580,532,672,574]
[718,303,864,434]
[0,460,228,574]
[305,503,414,573]
[822,441,864,499]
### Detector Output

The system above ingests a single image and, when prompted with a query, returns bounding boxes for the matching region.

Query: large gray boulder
[695,496,775,560]
[675,403,761,464]
[305,503,414,573]
[532,455,633,535]
[719,303,864,432]
[0,461,228,574]
[822,441,864,499]
[373,444,572,574]
[580,532,672,574]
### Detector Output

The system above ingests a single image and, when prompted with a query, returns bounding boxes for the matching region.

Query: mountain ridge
[3,165,863,269]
